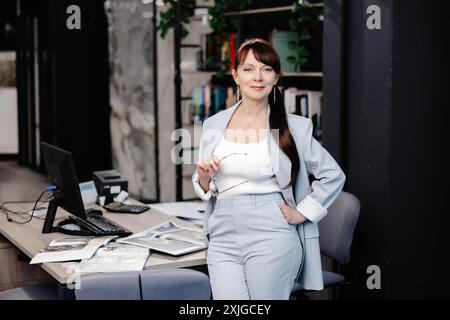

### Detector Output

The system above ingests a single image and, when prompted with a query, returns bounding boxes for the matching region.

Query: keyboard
[103,202,150,214]
[72,213,132,237]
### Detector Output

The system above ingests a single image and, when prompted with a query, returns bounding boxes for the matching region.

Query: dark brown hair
[233,38,300,189]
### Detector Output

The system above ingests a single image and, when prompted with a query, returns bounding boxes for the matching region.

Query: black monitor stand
[42,198,61,234]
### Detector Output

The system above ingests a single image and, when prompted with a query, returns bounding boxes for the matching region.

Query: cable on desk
[0,195,54,221]
[0,195,52,219]
[0,186,58,224]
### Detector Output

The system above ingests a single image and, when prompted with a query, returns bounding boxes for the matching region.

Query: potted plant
[156,0,196,39]
[288,1,323,72]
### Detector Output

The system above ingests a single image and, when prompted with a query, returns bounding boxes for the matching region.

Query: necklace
[236,106,268,128]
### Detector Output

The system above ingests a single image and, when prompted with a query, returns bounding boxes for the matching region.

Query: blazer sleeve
[296,119,346,223]
[192,123,214,201]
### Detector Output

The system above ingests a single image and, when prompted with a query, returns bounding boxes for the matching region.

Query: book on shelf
[284,87,323,140]
[229,32,236,71]
[199,32,240,72]
[199,33,221,71]
[190,84,236,124]
[116,220,206,256]
[295,93,309,117]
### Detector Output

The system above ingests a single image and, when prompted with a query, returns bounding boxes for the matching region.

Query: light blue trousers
[206,192,302,300]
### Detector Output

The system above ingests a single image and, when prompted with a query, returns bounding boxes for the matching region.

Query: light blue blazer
[192,101,346,290]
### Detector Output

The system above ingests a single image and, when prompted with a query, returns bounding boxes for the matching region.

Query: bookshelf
[172,1,324,201]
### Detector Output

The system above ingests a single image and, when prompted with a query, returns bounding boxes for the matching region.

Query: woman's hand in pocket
[278,203,308,225]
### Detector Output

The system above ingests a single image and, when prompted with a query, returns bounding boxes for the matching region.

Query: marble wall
[105,0,156,200]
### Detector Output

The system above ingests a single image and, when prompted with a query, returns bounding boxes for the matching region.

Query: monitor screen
[41,142,87,220]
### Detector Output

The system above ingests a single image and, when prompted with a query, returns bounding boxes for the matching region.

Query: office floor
[0,161,48,202]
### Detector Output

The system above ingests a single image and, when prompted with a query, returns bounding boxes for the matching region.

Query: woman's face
[232,49,279,103]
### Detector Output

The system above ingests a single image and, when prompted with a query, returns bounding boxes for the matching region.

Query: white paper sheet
[148,201,206,221]
[77,243,149,272]
[30,236,117,264]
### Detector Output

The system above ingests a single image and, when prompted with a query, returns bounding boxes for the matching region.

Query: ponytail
[269,86,300,189]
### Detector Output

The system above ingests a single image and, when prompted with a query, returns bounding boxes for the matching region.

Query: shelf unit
[173,1,324,201]
[182,70,322,77]
[224,3,323,16]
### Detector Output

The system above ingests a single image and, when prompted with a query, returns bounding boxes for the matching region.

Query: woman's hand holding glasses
[196,155,221,192]
[196,153,248,195]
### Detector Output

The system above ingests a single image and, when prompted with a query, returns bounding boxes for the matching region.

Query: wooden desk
[0,202,207,285]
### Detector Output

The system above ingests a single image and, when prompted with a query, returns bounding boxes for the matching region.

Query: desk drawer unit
[0,235,51,292]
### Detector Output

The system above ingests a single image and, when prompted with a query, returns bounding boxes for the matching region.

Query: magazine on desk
[116,220,206,256]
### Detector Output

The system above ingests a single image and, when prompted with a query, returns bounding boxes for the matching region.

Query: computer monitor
[41,142,109,235]
[40,142,132,237]
[41,142,87,221]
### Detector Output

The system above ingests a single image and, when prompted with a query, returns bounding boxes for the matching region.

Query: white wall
[0,87,18,154]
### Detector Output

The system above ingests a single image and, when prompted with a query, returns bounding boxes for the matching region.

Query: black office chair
[291,191,360,299]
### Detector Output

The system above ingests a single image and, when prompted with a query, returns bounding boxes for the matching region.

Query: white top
[212,133,281,199]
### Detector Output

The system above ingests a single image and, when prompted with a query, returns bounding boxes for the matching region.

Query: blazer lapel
[203,102,240,156]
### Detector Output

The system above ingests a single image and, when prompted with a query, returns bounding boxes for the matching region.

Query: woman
[192,38,345,300]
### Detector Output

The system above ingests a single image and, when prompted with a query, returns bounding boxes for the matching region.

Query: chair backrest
[74,269,211,300]
[75,272,141,300]
[318,191,360,264]
[140,269,211,300]
[0,282,59,300]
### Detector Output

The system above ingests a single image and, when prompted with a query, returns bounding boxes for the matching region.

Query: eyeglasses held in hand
[218,152,247,161]
[210,152,249,196]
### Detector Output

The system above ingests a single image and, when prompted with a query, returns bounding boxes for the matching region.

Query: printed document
[117,220,206,256]
[30,236,117,264]
[77,242,149,272]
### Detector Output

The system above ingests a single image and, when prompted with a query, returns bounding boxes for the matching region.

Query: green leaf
[289,19,299,30]
[299,57,308,66]
[299,16,312,24]
[300,31,311,41]
[297,46,309,55]
[288,41,298,50]
[287,56,297,64]
[160,11,168,19]
[181,28,189,39]
[217,69,225,78]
